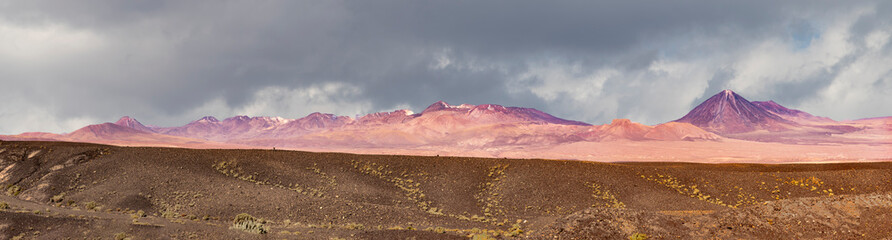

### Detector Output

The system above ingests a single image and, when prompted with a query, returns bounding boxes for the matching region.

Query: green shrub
[629,233,648,240]
[131,210,146,219]
[0,202,8,209]
[50,193,65,202]
[231,213,267,234]
[506,223,524,237]
[6,185,21,196]
[161,209,177,218]
[84,201,98,210]
[114,232,131,240]
[471,233,496,240]
[10,233,25,240]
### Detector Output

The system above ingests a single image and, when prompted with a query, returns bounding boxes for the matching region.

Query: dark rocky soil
[0,141,889,239]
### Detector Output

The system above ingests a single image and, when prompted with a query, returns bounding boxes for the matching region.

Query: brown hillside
[0,141,890,239]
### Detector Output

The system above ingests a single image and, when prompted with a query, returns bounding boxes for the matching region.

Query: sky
[1,1,891,134]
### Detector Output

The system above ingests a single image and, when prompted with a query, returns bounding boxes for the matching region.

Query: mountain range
[2,90,889,162]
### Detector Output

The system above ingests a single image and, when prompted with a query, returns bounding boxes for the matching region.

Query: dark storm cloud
[0,0,890,133]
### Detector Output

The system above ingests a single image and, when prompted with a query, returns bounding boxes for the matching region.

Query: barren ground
[1,141,890,239]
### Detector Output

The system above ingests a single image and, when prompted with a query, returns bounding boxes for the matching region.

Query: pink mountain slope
[5,92,888,162]
[467,104,589,125]
[750,100,859,133]
[408,101,588,132]
[281,112,354,131]
[596,119,653,141]
[151,101,588,145]
[219,115,289,134]
[675,90,797,134]
[153,116,222,140]
[66,123,151,140]
[851,116,892,128]
[152,112,356,141]
[752,101,833,123]
[57,122,252,149]
[421,101,588,125]
[229,101,592,148]
[114,116,155,133]
[0,132,64,141]
[366,101,589,145]
[216,115,298,140]
[644,122,721,141]
[357,110,415,126]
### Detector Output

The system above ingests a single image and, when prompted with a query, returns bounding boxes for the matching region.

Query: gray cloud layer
[1,1,891,133]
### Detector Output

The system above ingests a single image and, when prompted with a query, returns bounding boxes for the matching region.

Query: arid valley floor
[1,141,890,239]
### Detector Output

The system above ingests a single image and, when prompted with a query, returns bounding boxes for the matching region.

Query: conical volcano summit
[675,90,796,134]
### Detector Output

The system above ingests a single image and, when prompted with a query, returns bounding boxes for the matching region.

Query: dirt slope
[0,141,890,239]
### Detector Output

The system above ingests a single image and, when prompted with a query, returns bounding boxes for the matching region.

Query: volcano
[675,90,796,134]
[114,116,155,133]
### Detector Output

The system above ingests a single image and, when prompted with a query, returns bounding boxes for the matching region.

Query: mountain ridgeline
[2,90,883,153]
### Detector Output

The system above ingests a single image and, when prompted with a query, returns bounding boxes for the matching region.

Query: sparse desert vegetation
[231,213,268,234]
[5,185,21,196]
[587,182,625,209]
